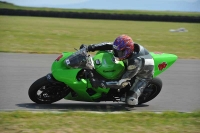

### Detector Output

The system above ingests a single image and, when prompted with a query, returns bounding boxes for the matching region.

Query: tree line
[0,8,199,23]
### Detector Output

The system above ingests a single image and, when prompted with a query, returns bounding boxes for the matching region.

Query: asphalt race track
[0,53,200,112]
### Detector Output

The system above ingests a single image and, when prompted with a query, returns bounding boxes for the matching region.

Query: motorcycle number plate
[65,59,70,65]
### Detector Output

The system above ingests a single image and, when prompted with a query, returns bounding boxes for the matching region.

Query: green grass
[0,15,200,59]
[0,1,200,17]
[0,111,199,133]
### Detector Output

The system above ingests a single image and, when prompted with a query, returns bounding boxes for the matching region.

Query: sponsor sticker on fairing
[158,62,167,71]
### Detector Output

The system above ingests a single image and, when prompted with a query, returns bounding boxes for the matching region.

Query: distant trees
[0,8,199,23]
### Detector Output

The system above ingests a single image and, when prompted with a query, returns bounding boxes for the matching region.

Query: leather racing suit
[87,42,154,105]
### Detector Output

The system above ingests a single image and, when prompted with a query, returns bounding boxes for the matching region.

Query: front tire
[138,77,162,104]
[28,76,70,104]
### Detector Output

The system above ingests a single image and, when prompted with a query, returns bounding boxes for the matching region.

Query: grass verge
[0,16,200,59]
[0,111,200,133]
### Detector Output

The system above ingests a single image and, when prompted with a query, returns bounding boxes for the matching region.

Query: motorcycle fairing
[51,52,109,102]
[51,51,177,102]
[150,52,177,77]
[93,51,125,80]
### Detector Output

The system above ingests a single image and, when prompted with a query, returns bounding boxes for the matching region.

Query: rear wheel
[28,76,70,104]
[138,77,162,104]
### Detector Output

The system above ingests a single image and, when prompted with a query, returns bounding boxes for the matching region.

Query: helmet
[113,35,134,60]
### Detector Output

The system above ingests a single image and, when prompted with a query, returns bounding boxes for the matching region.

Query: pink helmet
[113,35,134,60]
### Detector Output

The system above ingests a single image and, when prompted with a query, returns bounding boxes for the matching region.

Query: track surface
[0,53,200,112]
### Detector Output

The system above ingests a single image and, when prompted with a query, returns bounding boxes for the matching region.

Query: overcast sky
[1,0,200,12]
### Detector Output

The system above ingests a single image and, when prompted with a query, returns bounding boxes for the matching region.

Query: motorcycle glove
[80,44,88,50]
[79,44,94,52]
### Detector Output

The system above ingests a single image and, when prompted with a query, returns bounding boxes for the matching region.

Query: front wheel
[138,77,162,104]
[28,76,70,104]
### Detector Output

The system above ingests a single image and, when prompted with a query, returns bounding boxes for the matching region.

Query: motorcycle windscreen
[65,53,88,69]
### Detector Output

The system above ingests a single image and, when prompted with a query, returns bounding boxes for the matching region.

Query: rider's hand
[80,44,88,50]
[80,44,94,52]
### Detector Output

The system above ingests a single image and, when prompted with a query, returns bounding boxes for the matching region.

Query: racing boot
[126,77,149,106]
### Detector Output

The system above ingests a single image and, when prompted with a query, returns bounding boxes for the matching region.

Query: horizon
[1,0,200,12]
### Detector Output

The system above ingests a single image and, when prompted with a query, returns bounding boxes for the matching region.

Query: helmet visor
[113,49,125,59]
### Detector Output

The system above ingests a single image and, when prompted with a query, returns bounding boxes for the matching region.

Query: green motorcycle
[28,48,177,105]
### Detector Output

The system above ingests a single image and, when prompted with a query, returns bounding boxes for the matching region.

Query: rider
[80,34,154,106]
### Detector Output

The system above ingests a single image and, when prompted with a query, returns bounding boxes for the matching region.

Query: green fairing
[51,52,109,102]
[93,51,125,80]
[51,51,177,102]
[150,52,178,77]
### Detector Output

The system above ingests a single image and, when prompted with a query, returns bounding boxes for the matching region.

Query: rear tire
[28,76,70,104]
[138,77,162,104]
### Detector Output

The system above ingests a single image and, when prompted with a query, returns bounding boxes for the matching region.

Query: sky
[1,0,200,12]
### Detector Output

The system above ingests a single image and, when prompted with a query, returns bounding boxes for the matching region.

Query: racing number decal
[158,62,167,71]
